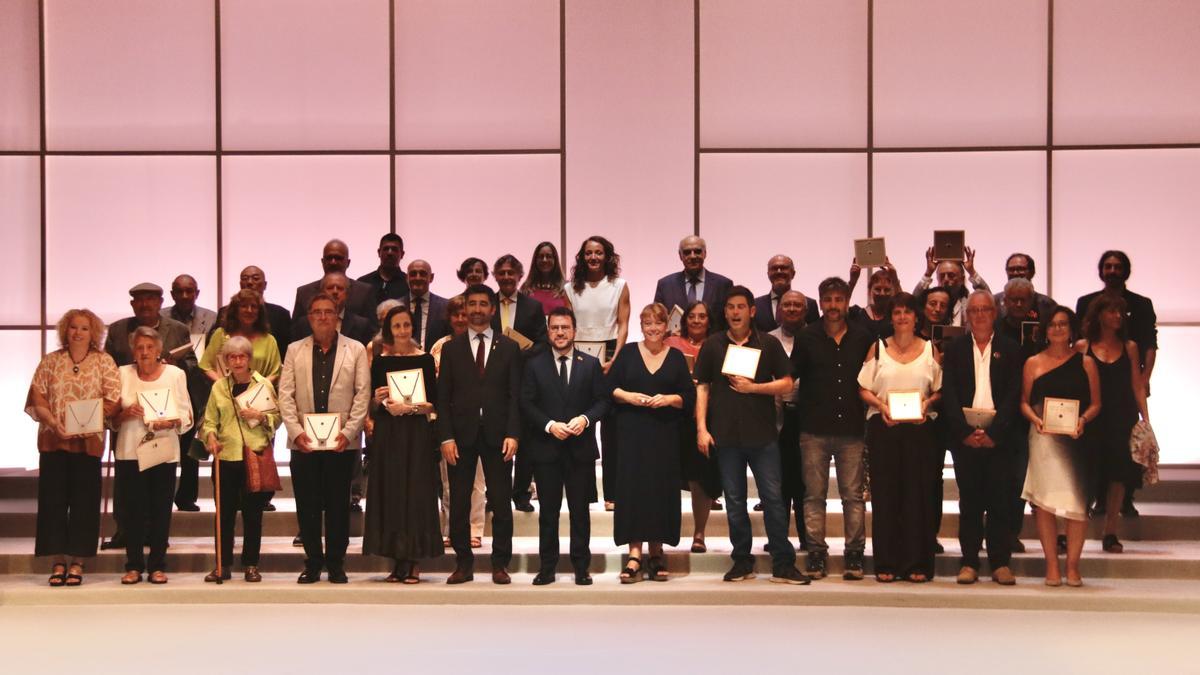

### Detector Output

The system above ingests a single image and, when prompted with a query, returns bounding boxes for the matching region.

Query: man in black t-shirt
[695,286,808,585]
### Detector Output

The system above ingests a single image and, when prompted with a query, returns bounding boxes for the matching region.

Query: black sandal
[1102,534,1124,553]
[403,563,420,585]
[647,556,669,582]
[690,536,706,554]
[619,556,643,584]
[65,562,83,587]
[385,562,407,583]
[48,563,67,587]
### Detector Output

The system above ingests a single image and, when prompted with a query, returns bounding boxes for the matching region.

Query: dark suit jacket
[491,293,549,356]
[519,349,610,464]
[265,302,293,351]
[290,311,374,347]
[753,292,820,332]
[1075,288,1158,364]
[293,277,377,329]
[436,331,522,449]
[407,292,450,352]
[940,332,1023,448]
[654,269,734,330]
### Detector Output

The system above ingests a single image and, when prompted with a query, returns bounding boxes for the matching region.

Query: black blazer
[436,331,523,449]
[491,293,549,355]
[753,292,820,332]
[940,332,1023,448]
[265,302,293,351]
[293,278,377,329]
[408,292,450,352]
[519,349,610,464]
[653,269,733,329]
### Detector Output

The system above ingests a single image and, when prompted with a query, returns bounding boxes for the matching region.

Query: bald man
[753,255,820,333]
[653,235,734,330]
[239,265,293,350]
[291,272,374,346]
[292,239,377,329]
[403,259,450,351]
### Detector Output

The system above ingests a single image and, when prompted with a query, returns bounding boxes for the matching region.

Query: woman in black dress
[609,303,695,583]
[364,305,442,583]
[1078,294,1149,553]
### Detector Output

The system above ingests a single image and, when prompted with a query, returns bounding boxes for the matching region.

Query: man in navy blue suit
[653,235,734,330]
[753,254,820,333]
[520,307,610,585]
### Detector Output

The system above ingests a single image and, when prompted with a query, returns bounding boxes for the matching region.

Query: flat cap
[128,282,163,296]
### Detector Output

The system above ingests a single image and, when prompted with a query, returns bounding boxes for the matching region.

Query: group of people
[26,233,1157,589]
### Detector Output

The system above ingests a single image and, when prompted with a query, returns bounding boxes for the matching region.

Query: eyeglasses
[309,309,337,317]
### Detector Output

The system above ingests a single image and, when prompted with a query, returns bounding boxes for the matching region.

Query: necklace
[68,350,87,374]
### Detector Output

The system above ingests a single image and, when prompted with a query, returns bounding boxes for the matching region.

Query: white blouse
[114,364,193,463]
[857,339,942,419]
[563,276,625,342]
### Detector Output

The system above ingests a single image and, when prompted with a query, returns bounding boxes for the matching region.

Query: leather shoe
[574,572,593,586]
[244,566,262,583]
[297,568,322,584]
[204,568,232,583]
[175,502,200,512]
[327,568,349,584]
[956,566,978,585]
[513,496,534,513]
[992,566,1017,586]
[447,568,474,584]
[532,570,556,585]
[492,567,512,585]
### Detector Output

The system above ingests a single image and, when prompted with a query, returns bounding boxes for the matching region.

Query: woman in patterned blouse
[25,309,120,586]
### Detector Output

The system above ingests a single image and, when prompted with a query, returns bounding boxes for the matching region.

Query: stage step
[1,537,1198,580]
[0,498,1196,541]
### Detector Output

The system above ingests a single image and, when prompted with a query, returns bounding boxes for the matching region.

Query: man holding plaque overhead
[438,284,523,584]
[940,291,1023,586]
[695,286,808,585]
[913,243,990,327]
[279,293,371,584]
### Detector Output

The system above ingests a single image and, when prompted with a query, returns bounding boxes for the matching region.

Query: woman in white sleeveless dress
[564,236,630,509]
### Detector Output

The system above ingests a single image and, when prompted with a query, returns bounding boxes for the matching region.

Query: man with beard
[754,255,819,332]
[357,233,409,307]
[1075,250,1158,517]
[912,245,990,326]
[793,278,873,580]
[993,253,1056,321]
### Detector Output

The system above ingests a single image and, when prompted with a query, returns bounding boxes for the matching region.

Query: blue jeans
[717,441,795,570]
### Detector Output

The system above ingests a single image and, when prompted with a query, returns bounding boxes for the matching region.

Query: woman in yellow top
[201,335,281,582]
[201,289,281,386]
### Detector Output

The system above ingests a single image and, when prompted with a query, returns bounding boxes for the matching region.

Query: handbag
[1129,420,1160,486]
[244,444,282,493]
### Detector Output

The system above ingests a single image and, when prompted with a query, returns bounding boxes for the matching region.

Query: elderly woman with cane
[201,336,281,582]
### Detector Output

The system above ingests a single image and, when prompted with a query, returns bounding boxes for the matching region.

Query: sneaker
[842,551,865,581]
[723,561,756,582]
[804,551,827,580]
[770,566,811,585]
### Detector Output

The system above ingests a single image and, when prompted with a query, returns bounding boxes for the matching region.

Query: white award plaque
[667,305,685,335]
[1042,397,1080,435]
[235,381,277,414]
[387,369,427,405]
[138,388,179,425]
[963,407,996,430]
[887,390,924,422]
[64,398,104,436]
[304,413,343,450]
[576,341,607,362]
[721,345,761,379]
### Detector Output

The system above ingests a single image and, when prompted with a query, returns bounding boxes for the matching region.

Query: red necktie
[475,333,486,378]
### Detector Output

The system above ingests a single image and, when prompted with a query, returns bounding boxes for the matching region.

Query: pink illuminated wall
[2,1,1200,466]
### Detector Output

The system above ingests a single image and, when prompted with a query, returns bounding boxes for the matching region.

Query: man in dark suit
[291,273,374,346]
[357,232,409,308]
[520,307,609,585]
[437,284,523,584]
[754,254,820,332]
[653,235,734,330]
[404,259,449,351]
[492,254,549,512]
[1074,249,1157,517]
[941,291,1022,586]
[293,239,377,328]
[238,265,292,351]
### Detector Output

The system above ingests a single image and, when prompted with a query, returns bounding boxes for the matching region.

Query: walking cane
[213,452,223,585]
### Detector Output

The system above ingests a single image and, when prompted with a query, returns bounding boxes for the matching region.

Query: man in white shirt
[766,291,809,550]
[404,259,450,351]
